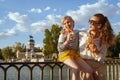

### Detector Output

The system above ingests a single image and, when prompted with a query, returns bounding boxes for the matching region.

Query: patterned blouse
[79,30,107,62]
[57,30,79,53]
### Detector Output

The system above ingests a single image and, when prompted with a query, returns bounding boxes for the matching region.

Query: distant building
[16,35,45,62]
[16,35,58,62]
[28,35,35,50]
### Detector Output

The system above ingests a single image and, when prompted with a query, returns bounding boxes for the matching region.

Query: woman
[79,13,115,80]
[57,16,93,80]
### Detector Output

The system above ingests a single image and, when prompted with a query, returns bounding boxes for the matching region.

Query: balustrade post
[40,68,43,80]
[59,68,62,80]
[67,67,70,80]
[50,68,53,80]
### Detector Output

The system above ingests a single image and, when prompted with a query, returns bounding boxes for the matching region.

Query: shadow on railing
[0,59,120,80]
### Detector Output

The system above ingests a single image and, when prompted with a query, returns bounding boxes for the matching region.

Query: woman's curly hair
[86,13,115,55]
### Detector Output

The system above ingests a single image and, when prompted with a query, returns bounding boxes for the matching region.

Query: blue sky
[0,0,120,49]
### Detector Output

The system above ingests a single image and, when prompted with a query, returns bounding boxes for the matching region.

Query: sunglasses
[89,20,101,25]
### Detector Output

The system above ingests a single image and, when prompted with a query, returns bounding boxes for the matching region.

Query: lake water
[0,66,72,80]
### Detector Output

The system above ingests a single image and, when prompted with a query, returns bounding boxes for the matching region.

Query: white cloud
[44,6,51,11]
[35,44,41,48]
[53,9,57,12]
[117,2,120,7]
[29,0,120,35]
[0,19,4,24]
[5,12,29,37]
[0,23,28,39]
[116,2,120,14]
[7,12,28,24]
[112,22,120,28]
[46,14,62,24]
[28,8,42,13]
[65,0,116,29]
[14,24,28,32]
[0,22,29,39]
[112,22,120,34]
[31,20,51,34]
[30,0,118,34]
[31,14,62,34]
[0,28,16,39]
[116,10,120,14]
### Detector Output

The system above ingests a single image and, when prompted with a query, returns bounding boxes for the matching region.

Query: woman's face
[62,19,74,32]
[89,16,101,31]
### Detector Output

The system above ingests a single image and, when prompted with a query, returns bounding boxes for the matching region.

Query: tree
[34,47,42,52]
[1,46,15,61]
[13,42,26,53]
[113,32,120,57]
[107,32,120,58]
[43,29,54,57]
[51,24,62,53]
[0,49,3,59]
[43,24,61,58]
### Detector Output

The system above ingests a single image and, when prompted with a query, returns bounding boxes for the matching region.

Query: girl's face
[89,16,102,31]
[62,19,74,32]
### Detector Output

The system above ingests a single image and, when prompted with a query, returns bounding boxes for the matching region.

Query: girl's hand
[67,32,74,41]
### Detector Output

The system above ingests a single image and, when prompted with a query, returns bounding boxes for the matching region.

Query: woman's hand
[89,44,99,54]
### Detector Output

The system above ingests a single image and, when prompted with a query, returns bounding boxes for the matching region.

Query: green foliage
[13,42,26,53]
[1,46,15,61]
[43,24,61,56]
[107,32,120,58]
[116,32,120,52]
[34,47,42,52]
[51,24,62,53]
[43,29,54,56]
[0,49,3,59]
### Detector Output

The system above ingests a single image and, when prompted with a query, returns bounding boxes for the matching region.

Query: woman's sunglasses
[89,20,101,25]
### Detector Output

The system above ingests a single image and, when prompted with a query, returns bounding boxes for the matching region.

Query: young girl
[57,16,93,80]
[79,13,115,80]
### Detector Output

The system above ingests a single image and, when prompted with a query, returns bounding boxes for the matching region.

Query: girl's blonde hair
[61,16,74,34]
[86,13,115,54]
[61,16,74,25]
